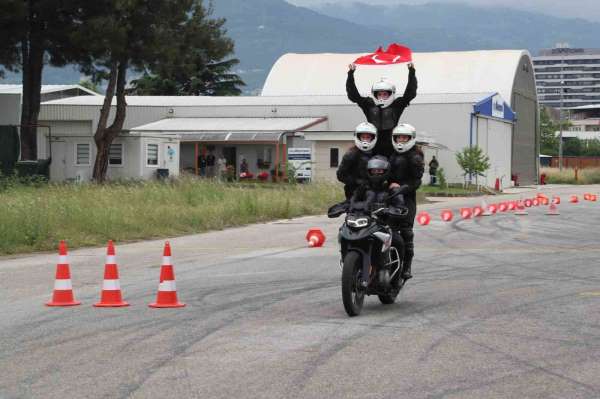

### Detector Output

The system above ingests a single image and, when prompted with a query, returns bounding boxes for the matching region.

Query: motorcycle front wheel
[341,251,365,316]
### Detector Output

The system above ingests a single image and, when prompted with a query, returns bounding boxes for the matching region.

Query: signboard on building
[288,148,312,181]
[492,95,505,119]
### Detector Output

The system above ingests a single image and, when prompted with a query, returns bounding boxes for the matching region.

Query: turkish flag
[354,43,413,65]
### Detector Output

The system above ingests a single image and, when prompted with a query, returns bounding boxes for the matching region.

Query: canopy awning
[130,117,327,142]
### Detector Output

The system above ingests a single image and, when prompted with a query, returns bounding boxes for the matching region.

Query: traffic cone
[570,195,579,204]
[514,201,528,216]
[553,196,561,205]
[533,198,540,207]
[546,203,560,215]
[592,194,598,202]
[417,211,431,226]
[306,228,326,248]
[46,241,81,306]
[584,193,591,201]
[94,241,129,307]
[149,242,185,308]
[472,206,484,217]
[460,208,472,219]
[540,197,549,206]
[441,209,453,222]
[499,202,508,212]
[507,201,516,211]
[524,199,533,208]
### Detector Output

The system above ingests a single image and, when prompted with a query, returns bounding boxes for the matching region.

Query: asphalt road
[1,186,599,399]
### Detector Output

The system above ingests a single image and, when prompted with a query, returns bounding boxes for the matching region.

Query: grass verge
[0,178,343,255]
[542,167,600,184]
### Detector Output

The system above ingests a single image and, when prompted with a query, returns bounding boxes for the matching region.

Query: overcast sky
[287,0,600,22]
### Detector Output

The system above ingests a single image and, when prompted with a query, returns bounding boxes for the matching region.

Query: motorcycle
[328,196,409,317]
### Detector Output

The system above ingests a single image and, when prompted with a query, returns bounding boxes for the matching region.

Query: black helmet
[366,155,390,189]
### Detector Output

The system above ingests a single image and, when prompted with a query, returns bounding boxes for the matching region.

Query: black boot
[401,229,414,280]
[402,256,413,280]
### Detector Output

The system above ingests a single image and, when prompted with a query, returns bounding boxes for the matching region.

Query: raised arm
[394,63,417,109]
[346,64,369,107]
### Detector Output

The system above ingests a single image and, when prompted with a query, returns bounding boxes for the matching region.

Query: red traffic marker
[46,241,81,307]
[472,206,484,217]
[592,194,598,202]
[441,209,453,222]
[460,208,472,219]
[584,193,591,201]
[94,241,129,307]
[498,202,508,212]
[507,201,516,211]
[533,198,540,207]
[488,204,498,214]
[524,199,533,207]
[306,228,326,247]
[552,196,561,205]
[570,195,579,204]
[417,211,431,226]
[149,242,185,308]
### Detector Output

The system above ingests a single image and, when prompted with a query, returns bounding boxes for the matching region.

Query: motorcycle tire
[341,251,365,316]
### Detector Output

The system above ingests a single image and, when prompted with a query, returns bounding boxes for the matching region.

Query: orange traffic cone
[514,201,528,216]
[546,203,560,215]
[94,241,129,307]
[441,209,453,222]
[149,242,185,308]
[46,241,81,306]
[507,201,516,211]
[583,193,591,201]
[498,202,508,212]
[524,199,533,207]
[306,228,326,248]
[591,194,597,202]
[460,208,472,219]
[553,196,561,205]
[472,206,484,217]
[570,195,579,204]
[417,211,431,226]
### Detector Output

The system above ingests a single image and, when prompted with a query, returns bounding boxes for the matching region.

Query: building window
[75,143,91,165]
[330,148,339,168]
[109,143,123,166]
[146,143,159,166]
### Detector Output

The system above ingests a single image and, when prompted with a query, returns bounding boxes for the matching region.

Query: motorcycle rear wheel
[341,251,364,316]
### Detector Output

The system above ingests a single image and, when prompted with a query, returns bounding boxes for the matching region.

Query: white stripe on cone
[54,279,73,290]
[162,256,171,265]
[158,280,177,292]
[106,255,116,264]
[102,279,121,290]
[58,255,68,264]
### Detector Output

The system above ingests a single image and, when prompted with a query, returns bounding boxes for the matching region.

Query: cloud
[287,0,600,22]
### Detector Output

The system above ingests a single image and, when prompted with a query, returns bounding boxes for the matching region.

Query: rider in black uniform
[346,62,417,157]
[388,123,424,280]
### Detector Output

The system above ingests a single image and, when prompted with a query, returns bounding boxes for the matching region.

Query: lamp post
[559,54,564,171]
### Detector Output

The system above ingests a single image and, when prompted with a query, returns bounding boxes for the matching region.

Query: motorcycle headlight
[347,217,369,228]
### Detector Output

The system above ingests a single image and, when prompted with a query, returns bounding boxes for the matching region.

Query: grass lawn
[0,178,344,255]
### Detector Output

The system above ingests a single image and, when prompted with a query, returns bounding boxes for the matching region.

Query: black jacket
[346,67,417,157]
[336,147,372,190]
[389,147,424,201]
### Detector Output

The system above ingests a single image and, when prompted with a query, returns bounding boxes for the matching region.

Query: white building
[534,46,600,109]
[24,49,538,186]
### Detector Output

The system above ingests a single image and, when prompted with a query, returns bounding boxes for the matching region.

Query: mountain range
[3,0,600,94]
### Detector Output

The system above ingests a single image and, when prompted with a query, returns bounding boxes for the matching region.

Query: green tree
[582,139,600,156]
[76,0,220,182]
[129,4,244,96]
[78,79,100,94]
[539,106,573,157]
[0,0,89,160]
[456,146,490,186]
[562,138,583,156]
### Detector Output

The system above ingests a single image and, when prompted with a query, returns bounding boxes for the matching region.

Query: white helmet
[354,122,378,152]
[371,79,396,108]
[392,123,417,153]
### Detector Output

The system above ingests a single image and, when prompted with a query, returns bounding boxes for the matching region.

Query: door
[223,146,237,175]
